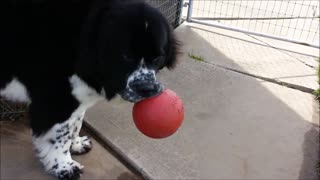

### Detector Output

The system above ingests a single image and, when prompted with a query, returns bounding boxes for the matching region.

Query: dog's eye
[152,56,164,63]
[122,55,135,63]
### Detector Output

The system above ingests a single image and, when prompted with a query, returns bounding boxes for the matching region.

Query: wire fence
[147,0,184,28]
[0,98,27,121]
[188,0,320,47]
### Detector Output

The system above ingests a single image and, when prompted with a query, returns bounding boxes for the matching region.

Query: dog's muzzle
[120,68,163,103]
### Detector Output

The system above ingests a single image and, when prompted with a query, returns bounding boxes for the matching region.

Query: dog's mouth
[119,84,163,103]
[119,63,164,103]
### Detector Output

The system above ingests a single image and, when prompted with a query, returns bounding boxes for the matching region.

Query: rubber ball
[132,89,184,139]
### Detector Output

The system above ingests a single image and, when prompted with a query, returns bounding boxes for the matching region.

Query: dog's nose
[130,80,162,97]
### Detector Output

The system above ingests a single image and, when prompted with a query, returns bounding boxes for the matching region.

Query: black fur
[0,0,179,136]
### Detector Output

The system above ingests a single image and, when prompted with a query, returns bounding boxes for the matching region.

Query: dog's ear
[144,16,168,56]
[152,27,180,70]
[165,32,180,69]
[144,6,180,70]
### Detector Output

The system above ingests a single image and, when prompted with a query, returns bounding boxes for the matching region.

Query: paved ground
[181,22,318,90]
[85,23,319,179]
[0,118,139,180]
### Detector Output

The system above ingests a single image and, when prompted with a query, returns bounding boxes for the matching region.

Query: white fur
[69,75,104,112]
[33,108,87,177]
[126,61,156,89]
[100,88,106,97]
[33,74,102,178]
[1,75,103,177]
[0,78,31,103]
[70,136,92,154]
[33,120,83,175]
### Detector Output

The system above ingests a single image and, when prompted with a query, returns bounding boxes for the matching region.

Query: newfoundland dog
[0,0,179,179]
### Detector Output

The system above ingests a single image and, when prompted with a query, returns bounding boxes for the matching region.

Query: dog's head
[77,1,179,103]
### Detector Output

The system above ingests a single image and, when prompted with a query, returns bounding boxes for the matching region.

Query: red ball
[132,89,184,139]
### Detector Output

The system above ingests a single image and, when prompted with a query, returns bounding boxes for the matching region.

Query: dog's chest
[0,75,104,111]
[69,75,104,111]
[0,79,31,103]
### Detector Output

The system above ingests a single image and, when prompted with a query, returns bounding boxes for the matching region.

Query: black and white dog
[0,0,179,179]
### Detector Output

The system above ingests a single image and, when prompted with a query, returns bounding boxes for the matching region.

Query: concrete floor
[85,23,319,179]
[0,118,139,180]
[180,22,318,90]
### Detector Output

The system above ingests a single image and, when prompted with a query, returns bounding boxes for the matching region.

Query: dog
[0,0,179,179]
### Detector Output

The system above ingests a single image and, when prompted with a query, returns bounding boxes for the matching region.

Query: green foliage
[188,53,204,62]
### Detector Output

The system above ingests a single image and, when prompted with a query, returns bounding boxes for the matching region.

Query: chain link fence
[187,0,320,48]
[0,98,27,121]
[147,0,184,28]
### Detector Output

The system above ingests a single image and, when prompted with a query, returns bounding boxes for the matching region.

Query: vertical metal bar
[299,0,312,39]
[187,0,194,22]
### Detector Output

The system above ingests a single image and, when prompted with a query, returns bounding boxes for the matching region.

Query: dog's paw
[70,136,92,155]
[53,160,84,180]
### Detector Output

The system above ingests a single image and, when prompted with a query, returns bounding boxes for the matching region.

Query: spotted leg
[70,111,92,155]
[33,119,84,180]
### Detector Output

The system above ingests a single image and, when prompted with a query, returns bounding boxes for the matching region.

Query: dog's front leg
[33,117,84,180]
[70,111,93,155]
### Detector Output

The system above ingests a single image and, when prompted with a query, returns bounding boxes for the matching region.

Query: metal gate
[186,0,320,48]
